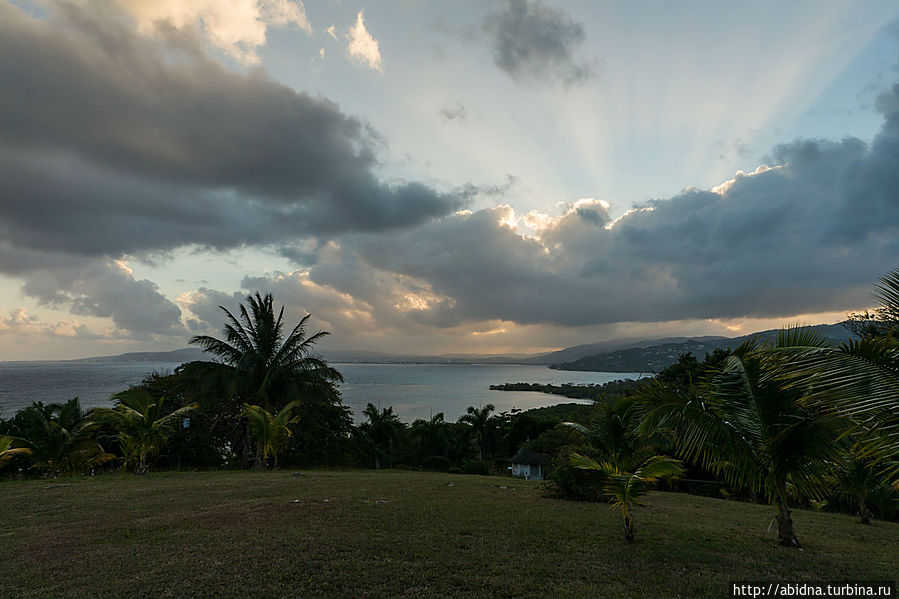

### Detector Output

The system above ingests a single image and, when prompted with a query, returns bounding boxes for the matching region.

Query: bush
[462,460,490,475]
[447,466,462,474]
[421,455,452,472]
[543,445,606,501]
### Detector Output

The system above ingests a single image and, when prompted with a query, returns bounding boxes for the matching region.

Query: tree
[0,435,30,470]
[843,269,899,337]
[184,292,343,466]
[641,329,846,548]
[571,453,684,542]
[561,397,659,468]
[242,401,301,469]
[774,269,899,460]
[410,412,448,462]
[93,390,197,474]
[359,403,405,469]
[188,292,343,411]
[17,399,112,476]
[459,404,495,461]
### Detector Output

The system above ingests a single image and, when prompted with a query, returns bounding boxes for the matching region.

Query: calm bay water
[0,361,639,422]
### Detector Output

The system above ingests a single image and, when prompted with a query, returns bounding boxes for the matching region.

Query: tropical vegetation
[2,269,899,554]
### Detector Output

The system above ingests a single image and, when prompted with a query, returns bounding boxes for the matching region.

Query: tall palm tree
[411,412,448,460]
[361,403,405,469]
[459,404,495,461]
[93,390,197,474]
[571,453,684,542]
[0,435,30,469]
[185,293,342,467]
[17,398,113,476]
[188,292,343,413]
[242,401,301,469]
[641,329,845,548]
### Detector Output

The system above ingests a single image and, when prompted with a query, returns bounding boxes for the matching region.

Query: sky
[2,0,899,360]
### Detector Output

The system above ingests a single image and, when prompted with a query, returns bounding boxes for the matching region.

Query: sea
[0,361,640,422]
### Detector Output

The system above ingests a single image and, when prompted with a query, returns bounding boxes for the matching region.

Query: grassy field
[1,470,896,598]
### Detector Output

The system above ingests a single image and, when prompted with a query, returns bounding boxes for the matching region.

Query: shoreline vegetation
[2,270,899,593]
[489,378,645,401]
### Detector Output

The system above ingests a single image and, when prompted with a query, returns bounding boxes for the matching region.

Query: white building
[509,447,545,480]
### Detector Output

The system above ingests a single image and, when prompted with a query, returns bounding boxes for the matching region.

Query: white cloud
[325,24,338,41]
[0,307,101,340]
[346,10,383,73]
[115,0,312,63]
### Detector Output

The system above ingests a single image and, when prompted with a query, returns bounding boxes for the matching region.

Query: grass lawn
[1,470,896,598]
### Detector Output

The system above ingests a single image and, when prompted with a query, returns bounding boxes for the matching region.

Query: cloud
[20,258,185,338]
[114,0,312,63]
[271,83,899,331]
[0,2,461,263]
[0,307,103,340]
[346,10,383,72]
[439,102,468,122]
[325,24,337,41]
[483,0,596,86]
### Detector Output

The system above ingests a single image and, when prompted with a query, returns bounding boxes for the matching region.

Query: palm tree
[459,404,495,461]
[834,453,891,525]
[242,401,301,469]
[93,390,197,474]
[0,435,30,469]
[411,412,448,461]
[561,397,659,468]
[17,398,113,476]
[185,292,342,467]
[571,453,684,542]
[188,292,343,413]
[641,329,846,548]
[772,269,899,465]
[360,403,405,469]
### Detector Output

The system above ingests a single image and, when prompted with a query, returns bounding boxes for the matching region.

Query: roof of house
[509,447,545,465]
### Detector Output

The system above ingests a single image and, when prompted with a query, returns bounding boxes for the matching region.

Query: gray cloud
[20,259,185,338]
[0,2,462,262]
[483,0,596,86]
[266,84,899,329]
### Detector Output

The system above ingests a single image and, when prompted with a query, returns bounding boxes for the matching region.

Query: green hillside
[2,470,895,598]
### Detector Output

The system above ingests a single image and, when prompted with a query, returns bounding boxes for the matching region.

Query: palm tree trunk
[622,507,635,542]
[775,500,801,548]
[254,440,265,470]
[858,497,871,525]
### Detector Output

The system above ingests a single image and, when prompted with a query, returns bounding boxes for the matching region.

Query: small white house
[509,447,545,480]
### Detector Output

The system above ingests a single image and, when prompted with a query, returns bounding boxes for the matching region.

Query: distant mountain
[63,322,854,371]
[72,347,544,366]
[551,323,855,373]
[74,348,207,363]
[516,335,731,365]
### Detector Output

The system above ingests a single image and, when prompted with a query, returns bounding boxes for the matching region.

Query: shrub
[462,460,489,475]
[543,446,606,501]
[421,455,452,472]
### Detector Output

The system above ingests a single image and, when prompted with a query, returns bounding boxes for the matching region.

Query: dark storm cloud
[483,0,596,86]
[0,2,462,261]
